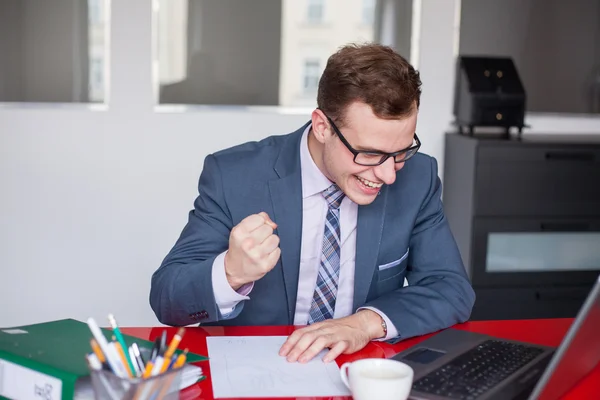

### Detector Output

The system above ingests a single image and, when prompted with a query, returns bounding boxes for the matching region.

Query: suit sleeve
[362,157,476,342]
[149,154,246,326]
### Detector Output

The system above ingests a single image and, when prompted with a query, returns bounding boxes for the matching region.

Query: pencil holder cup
[90,366,183,400]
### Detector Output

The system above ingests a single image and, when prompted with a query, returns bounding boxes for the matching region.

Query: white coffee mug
[339,358,414,400]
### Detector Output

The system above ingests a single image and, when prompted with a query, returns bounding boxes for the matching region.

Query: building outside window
[362,0,375,25]
[155,0,412,107]
[303,59,321,93]
[307,0,325,24]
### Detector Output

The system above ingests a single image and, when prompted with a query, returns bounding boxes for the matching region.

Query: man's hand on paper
[279,309,385,363]
[224,212,280,290]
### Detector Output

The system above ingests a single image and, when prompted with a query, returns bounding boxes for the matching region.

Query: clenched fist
[224,212,281,290]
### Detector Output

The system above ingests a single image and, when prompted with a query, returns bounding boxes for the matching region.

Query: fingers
[231,216,266,247]
[236,213,276,235]
[296,335,333,363]
[245,225,279,259]
[323,341,348,363]
[249,224,274,244]
[265,247,281,269]
[228,212,280,283]
[232,213,277,245]
[280,325,327,362]
[258,211,277,229]
[279,325,319,357]
[259,233,280,255]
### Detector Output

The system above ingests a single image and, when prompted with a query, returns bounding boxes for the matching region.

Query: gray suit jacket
[150,123,475,341]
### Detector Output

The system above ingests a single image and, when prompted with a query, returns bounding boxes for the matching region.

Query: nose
[373,157,398,185]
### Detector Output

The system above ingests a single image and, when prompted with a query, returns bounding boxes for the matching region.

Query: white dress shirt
[211,125,398,340]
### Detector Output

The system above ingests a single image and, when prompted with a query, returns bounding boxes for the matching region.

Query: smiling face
[308,101,418,205]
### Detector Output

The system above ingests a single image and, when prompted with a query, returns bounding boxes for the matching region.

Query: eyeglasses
[324,113,421,166]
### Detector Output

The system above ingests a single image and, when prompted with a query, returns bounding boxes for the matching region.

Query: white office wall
[1,0,600,328]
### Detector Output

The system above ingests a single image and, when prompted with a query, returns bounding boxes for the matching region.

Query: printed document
[207,336,351,398]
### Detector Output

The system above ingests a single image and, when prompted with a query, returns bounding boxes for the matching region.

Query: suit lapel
[268,129,304,323]
[353,187,387,311]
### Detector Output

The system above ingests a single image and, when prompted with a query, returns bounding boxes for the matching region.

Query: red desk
[122,319,599,400]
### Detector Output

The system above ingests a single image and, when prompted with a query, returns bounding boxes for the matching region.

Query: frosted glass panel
[486,233,600,272]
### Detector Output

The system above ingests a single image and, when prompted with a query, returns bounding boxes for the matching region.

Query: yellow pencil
[142,360,155,378]
[159,357,172,374]
[164,327,185,359]
[90,338,106,364]
[113,341,134,377]
[173,349,188,369]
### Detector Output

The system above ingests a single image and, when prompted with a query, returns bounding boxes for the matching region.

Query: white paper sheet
[206,336,351,398]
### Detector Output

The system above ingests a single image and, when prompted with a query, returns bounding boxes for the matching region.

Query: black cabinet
[443,133,600,320]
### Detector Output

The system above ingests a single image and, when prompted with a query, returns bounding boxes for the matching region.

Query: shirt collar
[300,124,334,199]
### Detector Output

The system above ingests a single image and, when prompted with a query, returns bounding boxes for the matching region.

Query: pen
[131,343,146,375]
[108,314,137,377]
[128,346,142,377]
[164,327,185,359]
[159,330,167,356]
[86,353,103,371]
[86,317,126,378]
[150,337,161,361]
[150,356,165,376]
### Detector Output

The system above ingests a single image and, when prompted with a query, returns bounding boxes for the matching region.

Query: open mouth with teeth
[355,175,383,193]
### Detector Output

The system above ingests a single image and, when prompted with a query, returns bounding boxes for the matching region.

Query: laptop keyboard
[412,339,544,399]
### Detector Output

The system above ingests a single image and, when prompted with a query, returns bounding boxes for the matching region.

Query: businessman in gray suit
[150,43,475,363]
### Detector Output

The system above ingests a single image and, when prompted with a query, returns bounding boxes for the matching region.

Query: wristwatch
[380,317,388,338]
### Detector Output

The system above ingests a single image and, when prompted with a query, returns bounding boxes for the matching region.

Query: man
[150,43,475,364]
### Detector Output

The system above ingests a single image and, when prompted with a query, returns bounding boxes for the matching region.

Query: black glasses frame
[323,113,421,166]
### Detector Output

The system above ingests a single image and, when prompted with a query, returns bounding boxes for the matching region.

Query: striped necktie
[308,184,345,324]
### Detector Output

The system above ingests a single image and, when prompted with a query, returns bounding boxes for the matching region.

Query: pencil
[164,327,185,359]
[108,314,137,378]
[113,341,133,378]
[173,349,188,369]
[159,357,172,373]
[90,338,106,364]
[86,317,126,378]
[142,360,155,379]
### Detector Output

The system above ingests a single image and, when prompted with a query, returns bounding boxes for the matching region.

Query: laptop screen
[529,275,600,400]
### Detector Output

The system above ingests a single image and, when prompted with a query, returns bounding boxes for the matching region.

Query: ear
[310,109,330,145]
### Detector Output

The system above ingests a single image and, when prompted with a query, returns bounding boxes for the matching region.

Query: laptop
[392,274,600,400]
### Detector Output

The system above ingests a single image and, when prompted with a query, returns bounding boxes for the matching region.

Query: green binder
[0,319,207,400]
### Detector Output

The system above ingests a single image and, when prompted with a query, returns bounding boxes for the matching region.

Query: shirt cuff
[212,251,253,315]
[357,306,399,341]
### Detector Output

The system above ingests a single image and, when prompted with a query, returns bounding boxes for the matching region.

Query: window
[89,0,104,25]
[459,0,600,115]
[307,0,325,24]
[156,0,413,107]
[89,58,104,102]
[303,60,321,93]
[88,0,107,103]
[0,0,108,103]
[362,0,375,26]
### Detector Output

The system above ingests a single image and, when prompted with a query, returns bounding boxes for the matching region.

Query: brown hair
[317,43,421,125]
